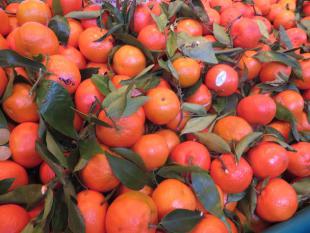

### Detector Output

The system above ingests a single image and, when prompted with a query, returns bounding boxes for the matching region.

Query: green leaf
[182,102,207,116]
[64,187,85,233]
[213,23,231,46]
[122,96,149,117]
[167,31,178,57]
[256,20,269,39]
[275,103,300,141]
[1,71,15,102]
[212,94,240,114]
[35,141,66,184]
[52,0,63,15]
[227,192,246,203]
[48,15,70,45]
[103,86,128,118]
[110,147,146,170]
[181,115,216,135]
[125,0,136,32]
[254,51,302,79]
[234,132,263,160]
[95,23,124,42]
[65,10,101,19]
[0,50,46,71]
[51,190,68,232]
[195,132,231,153]
[292,177,310,195]
[36,80,77,139]
[279,25,293,49]
[105,151,148,190]
[0,109,8,129]
[114,33,153,61]
[0,184,44,209]
[192,171,223,217]
[151,12,168,32]
[46,131,68,168]
[74,138,103,172]
[159,209,203,233]
[177,33,218,64]
[80,67,99,79]
[0,178,14,194]
[167,59,179,79]
[157,165,202,181]
[168,0,184,18]
[91,74,110,96]
[239,179,258,220]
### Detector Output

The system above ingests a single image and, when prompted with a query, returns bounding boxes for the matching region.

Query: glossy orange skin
[152,179,196,219]
[211,154,253,194]
[248,142,288,178]
[47,0,82,15]
[287,142,310,177]
[266,121,291,141]
[0,204,30,233]
[133,134,169,171]
[191,214,228,233]
[144,87,180,125]
[15,22,59,57]
[5,3,19,13]
[155,129,180,152]
[80,145,120,192]
[106,192,158,233]
[96,108,145,147]
[210,0,232,12]
[220,6,243,27]
[205,64,239,96]
[186,84,212,111]
[9,122,42,168]
[237,94,276,125]
[16,0,51,25]
[80,5,108,29]
[295,59,310,89]
[46,55,81,94]
[268,4,285,21]
[0,34,8,50]
[213,116,253,144]
[2,83,39,123]
[273,10,295,29]
[230,18,261,49]
[176,19,203,36]
[77,190,108,233]
[0,10,11,36]
[113,45,146,77]
[296,111,310,131]
[256,178,298,222]
[0,161,28,191]
[138,24,166,51]
[285,28,307,48]
[119,185,153,196]
[259,62,292,82]
[0,68,8,97]
[58,46,86,70]
[274,90,304,117]
[39,162,55,185]
[79,27,114,63]
[253,0,271,15]
[74,78,105,115]
[67,19,83,48]
[6,28,17,50]
[132,5,154,33]
[166,110,190,132]
[171,141,211,171]
[238,50,262,80]
[87,62,109,76]
[73,112,83,131]
[173,57,201,88]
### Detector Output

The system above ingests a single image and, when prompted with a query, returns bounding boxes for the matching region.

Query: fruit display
[0,0,309,232]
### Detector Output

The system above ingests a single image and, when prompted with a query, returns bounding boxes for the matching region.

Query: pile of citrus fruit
[0,0,309,232]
